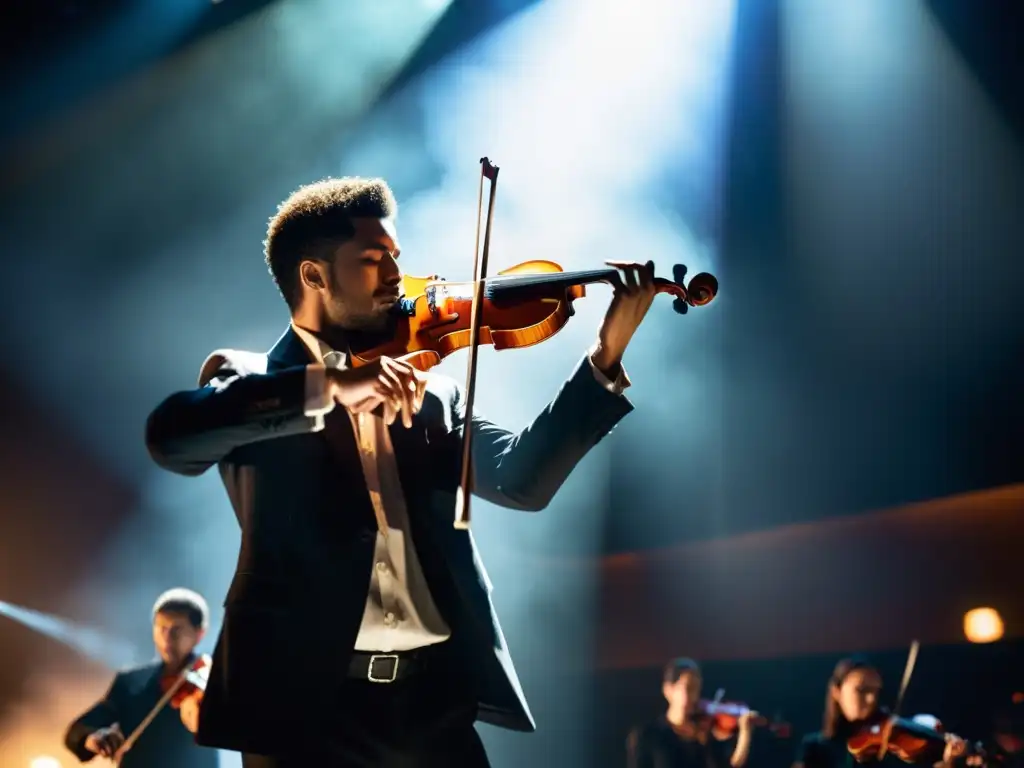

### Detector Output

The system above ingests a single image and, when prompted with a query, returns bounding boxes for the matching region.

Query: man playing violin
[628,657,755,768]
[64,588,218,768]
[145,177,656,766]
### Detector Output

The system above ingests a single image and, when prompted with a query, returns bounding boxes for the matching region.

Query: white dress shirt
[290,322,629,653]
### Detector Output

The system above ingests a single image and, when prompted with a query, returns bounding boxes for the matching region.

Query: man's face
[321,217,403,331]
[152,610,203,667]
[663,670,702,715]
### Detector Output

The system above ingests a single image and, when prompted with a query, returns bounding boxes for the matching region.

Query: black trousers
[242,645,491,768]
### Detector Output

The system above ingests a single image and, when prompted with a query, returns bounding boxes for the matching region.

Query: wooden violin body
[848,713,947,764]
[351,259,719,371]
[159,654,210,710]
[847,712,985,765]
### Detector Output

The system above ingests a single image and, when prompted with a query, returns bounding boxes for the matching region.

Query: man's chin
[349,310,396,334]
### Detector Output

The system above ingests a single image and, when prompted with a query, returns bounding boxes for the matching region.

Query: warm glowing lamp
[30,757,62,768]
[963,607,1004,643]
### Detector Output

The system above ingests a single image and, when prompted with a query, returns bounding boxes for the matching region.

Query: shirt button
[384,612,396,627]
[376,561,388,573]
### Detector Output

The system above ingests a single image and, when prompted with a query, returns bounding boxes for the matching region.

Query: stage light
[30,757,62,768]
[963,607,1004,643]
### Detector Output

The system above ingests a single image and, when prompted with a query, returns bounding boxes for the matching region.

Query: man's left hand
[592,261,657,377]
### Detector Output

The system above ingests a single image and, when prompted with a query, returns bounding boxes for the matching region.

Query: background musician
[64,588,217,768]
[793,656,969,768]
[627,657,754,768]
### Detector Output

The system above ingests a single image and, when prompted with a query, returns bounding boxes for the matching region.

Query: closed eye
[363,246,399,261]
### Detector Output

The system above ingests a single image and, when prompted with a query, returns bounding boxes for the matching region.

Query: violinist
[793,656,969,768]
[145,177,655,766]
[64,588,217,768]
[627,657,755,768]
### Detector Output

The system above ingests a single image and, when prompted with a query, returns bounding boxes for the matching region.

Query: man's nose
[382,254,402,286]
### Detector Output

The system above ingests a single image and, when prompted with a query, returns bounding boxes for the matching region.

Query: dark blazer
[145,326,633,755]
[64,660,218,768]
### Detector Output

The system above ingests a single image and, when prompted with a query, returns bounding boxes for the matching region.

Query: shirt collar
[290,322,348,368]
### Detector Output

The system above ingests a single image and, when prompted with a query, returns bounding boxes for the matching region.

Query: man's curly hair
[264,177,397,309]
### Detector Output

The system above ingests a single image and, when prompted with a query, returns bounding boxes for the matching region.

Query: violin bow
[894,639,920,715]
[111,672,190,764]
[880,639,921,759]
[112,654,209,764]
[454,157,500,530]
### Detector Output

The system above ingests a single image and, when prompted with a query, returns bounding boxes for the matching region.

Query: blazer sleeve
[145,349,322,476]
[452,353,634,511]
[64,674,122,763]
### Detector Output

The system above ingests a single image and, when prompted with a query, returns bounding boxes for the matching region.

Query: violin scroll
[662,263,719,315]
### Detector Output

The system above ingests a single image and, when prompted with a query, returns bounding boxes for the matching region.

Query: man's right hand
[325,357,426,428]
[84,723,125,757]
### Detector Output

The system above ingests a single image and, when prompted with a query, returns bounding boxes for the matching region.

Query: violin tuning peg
[672,264,688,286]
[672,298,688,315]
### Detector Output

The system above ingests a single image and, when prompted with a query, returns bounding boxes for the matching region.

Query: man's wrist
[590,342,623,379]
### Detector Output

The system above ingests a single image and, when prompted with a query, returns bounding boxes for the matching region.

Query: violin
[694,698,792,739]
[158,653,210,709]
[350,158,718,531]
[847,711,986,765]
[845,643,988,766]
[352,259,718,374]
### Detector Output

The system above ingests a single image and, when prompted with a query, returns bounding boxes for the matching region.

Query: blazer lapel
[266,326,314,371]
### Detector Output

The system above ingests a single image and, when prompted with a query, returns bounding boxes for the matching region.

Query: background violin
[694,698,792,739]
[847,711,987,765]
[158,653,210,709]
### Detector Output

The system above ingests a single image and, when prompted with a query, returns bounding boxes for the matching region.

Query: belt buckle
[367,653,399,683]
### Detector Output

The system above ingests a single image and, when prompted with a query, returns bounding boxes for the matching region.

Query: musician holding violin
[63,588,217,768]
[145,171,714,766]
[627,658,757,768]
[793,656,972,768]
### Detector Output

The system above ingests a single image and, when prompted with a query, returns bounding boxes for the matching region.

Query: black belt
[347,649,422,684]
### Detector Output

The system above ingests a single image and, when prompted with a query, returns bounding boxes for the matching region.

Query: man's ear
[299,260,326,291]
